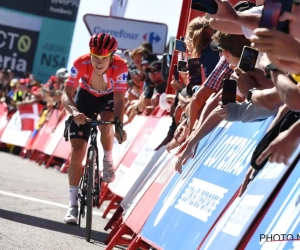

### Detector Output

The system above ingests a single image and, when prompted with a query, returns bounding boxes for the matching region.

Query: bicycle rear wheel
[86,146,95,242]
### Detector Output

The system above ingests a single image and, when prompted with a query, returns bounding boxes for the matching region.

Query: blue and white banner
[201,145,300,250]
[140,118,272,250]
[245,161,300,250]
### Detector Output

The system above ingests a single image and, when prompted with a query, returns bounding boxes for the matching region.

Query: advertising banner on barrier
[112,116,171,198]
[113,116,148,168]
[244,161,300,250]
[43,117,66,156]
[0,104,7,138]
[122,148,174,221]
[0,111,31,147]
[139,118,272,250]
[123,119,227,230]
[31,110,61,152]
[108,117,160,195]
[201,146,300,250]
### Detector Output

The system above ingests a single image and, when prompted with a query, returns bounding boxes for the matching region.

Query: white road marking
[0,190,112,219]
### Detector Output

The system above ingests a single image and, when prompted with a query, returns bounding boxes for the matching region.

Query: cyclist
[61,33,128,224]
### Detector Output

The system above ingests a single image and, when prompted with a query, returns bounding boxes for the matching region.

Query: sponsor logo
[51,0,80,8]
[107,100,114,104]
[0,24,39,77]
[82,60,90,65]
[69,132,76,135]
[78,131,83,136]
[45,0,80,21]
[143,32,161,44]
[116,72,128,83]
[70,66,78,78]
[93,27,139,41]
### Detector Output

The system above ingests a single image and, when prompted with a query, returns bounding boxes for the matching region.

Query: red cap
[20,78,26,84]
[31,86,40,95]
[48,75,57,83]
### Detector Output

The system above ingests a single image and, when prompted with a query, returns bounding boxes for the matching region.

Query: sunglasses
[90,47,111,58]
[130,69,141,76]
[217,45,225,53]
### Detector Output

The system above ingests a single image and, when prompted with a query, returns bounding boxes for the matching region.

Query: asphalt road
[0,151,123,250]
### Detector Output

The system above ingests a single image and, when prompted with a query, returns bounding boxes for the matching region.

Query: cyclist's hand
[73,112,86,125]
[115,129,127,144]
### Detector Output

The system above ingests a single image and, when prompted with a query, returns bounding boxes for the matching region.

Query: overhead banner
[0,9,42,77]
[84,14,168,54]
[0,0,80,82]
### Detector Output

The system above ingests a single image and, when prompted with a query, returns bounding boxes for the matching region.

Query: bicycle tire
[86,146,95,242]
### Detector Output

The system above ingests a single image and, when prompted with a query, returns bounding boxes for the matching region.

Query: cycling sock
[103,150,113,162]
[69,186,79,207]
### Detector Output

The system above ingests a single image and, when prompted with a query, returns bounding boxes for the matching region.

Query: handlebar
[63,116,124,143]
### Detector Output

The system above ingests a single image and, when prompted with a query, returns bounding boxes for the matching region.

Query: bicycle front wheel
[86,146,95,242]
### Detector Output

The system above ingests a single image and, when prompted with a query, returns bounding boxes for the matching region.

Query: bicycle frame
[64,116,118,241]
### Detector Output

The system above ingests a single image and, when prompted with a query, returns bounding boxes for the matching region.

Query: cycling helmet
[89,33,118,57]
[56,68,69,79]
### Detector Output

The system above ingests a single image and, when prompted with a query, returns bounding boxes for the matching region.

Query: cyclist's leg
[65,88,94,224]
[98,93,115,182]
[64,121,91,224]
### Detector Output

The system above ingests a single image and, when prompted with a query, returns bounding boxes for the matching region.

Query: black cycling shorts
[69,87,114,142]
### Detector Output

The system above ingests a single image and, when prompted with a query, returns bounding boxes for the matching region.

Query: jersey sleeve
[113,60,129,93]
[65,58,82,89]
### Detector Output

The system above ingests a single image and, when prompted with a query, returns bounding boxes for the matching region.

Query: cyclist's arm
[114,62,129,123]
[114,92,126,123]
[61,86,78,115]
[61,63,81,115]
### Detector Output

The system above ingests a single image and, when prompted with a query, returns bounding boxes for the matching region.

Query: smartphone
[177,60,188,73]
[238,46,259,72]
[259,0,282,29]
[188,58,202,86]
[222,79,237,105]
[175,39,186,53]
[191,0,218,14]
[173,64,179,81]
[277,0,293,33]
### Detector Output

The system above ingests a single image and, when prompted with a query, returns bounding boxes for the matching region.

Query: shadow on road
[0,208,110,245]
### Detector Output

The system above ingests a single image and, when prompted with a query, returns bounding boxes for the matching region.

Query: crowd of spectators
[0,68,68,125]
[149,0,300,196]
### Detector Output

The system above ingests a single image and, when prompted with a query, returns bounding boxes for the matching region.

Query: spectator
[127,61,166,118]
[130,46,151,70]
[155,16,220,150]
[175,31,259,172]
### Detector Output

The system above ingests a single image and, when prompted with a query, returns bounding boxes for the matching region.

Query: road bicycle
[64,115,122,242]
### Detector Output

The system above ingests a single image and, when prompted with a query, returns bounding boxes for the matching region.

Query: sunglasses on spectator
[217,45,225,53]
[130,69,141,75]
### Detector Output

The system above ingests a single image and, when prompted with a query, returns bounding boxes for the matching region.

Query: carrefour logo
[94,27,139,40]
[143,32,161,44]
